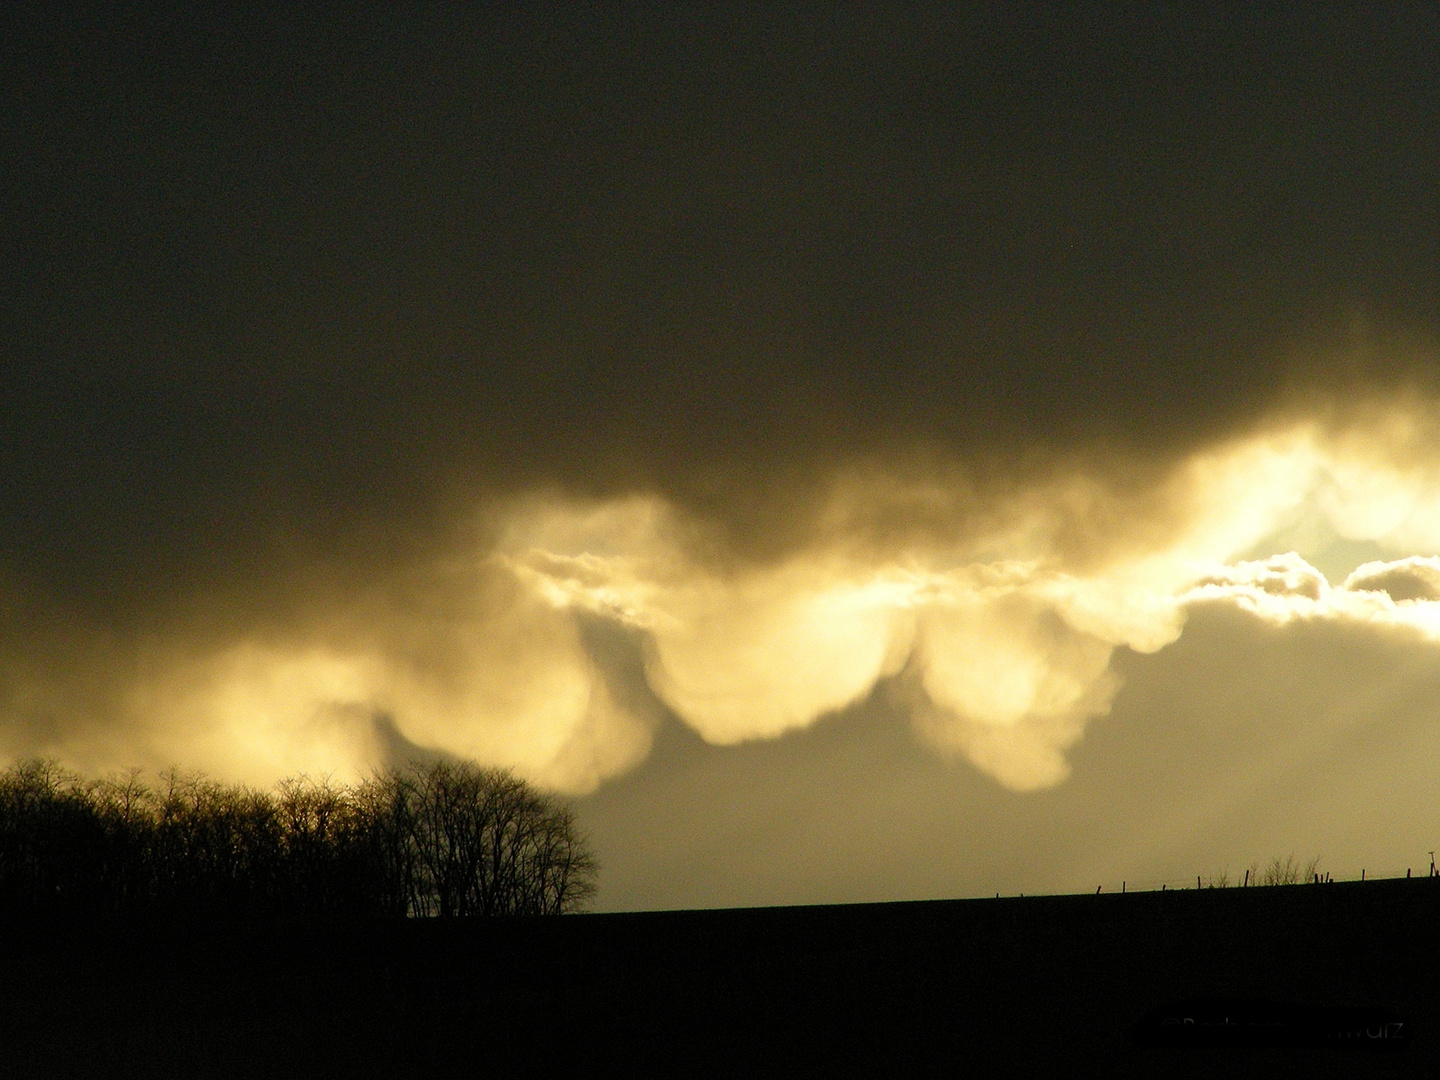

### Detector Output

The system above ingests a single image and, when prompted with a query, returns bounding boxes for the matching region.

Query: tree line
[0,759,596,918]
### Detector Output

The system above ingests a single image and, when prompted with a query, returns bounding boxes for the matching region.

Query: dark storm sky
[6,5,1437,609]
[7,5,1440,906]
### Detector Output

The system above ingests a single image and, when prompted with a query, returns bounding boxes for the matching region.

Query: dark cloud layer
[5,5,1440,611]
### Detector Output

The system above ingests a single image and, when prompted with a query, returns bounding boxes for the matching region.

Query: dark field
[3,878,1437,1078]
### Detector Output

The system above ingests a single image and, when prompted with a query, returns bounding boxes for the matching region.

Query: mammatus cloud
[11,401,1440,794]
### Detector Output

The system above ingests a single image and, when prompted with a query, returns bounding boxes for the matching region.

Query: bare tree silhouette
[367,761,597,917]
[0,759,597,919]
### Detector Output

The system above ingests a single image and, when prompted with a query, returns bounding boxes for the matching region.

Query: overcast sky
[5,5,1440,908]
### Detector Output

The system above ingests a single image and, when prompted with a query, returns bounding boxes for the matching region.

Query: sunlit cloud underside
[12,400,1440,794]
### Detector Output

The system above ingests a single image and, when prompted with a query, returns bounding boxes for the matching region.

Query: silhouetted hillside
[1,877,1433,1077]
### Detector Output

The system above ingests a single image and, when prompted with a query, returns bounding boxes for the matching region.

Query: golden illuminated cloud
[11,393,1440,795]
